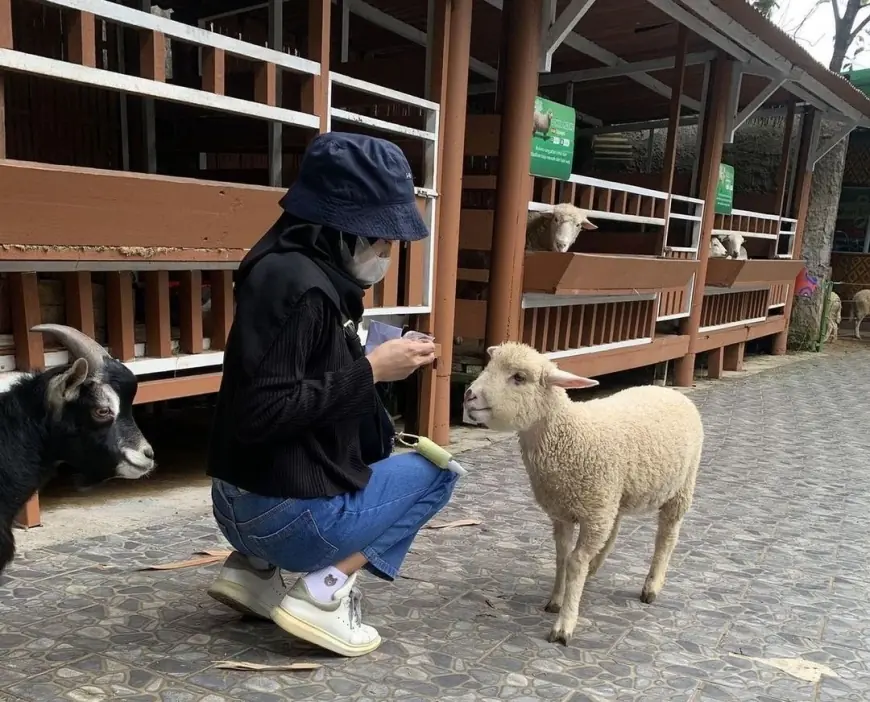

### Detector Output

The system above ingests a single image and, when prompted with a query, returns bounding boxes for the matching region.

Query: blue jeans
[212,452,458,581]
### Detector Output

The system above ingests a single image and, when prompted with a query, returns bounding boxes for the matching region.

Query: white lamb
[527,204,598,253]
[825,290,842,343]
[853,288,870,340]
[463,342,703,646]
[709,234,747,259]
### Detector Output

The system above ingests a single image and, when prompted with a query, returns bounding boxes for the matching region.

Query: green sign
[529,97,576,181]
[715,163,735,215]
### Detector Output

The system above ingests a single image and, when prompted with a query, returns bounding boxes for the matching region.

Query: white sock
[303,566,348,603]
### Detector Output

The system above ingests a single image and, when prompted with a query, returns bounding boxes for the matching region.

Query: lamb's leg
[640,501,685,604]
[588,516,621,578]
[548,523,612,645]
[545,520,574,613]
[857,314,864,340]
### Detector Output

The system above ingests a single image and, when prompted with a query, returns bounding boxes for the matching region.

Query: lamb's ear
[46,358,89,409]
[545,368,599,389]
[581,219,598,231]
[486,345,498,357]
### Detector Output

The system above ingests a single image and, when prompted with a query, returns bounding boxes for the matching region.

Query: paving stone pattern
[2,351,870,701]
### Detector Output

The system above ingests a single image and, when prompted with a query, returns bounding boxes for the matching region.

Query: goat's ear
[545,368,599,390]
[47,358,89,409]
[581,219,598,231]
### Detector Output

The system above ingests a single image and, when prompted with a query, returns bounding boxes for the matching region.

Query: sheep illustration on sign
[530,97,576,181]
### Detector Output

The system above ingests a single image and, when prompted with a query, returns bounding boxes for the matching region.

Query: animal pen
[1,0,869,527]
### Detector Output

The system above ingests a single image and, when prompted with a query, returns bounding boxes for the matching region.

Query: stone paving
[2,351,870,702]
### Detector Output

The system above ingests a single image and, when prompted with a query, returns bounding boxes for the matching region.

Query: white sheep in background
[853,289,870,340]
[709,234,747,260]
[532,109,553,138]
[825,290,842,343]
[527,204,598,253]
[463,342,703,646]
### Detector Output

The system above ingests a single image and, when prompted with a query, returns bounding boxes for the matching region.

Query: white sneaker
[270,572,381,657]
[207,551,287,620]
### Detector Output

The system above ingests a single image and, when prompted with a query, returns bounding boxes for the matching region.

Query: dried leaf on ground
[214,661,322,672]
[140,550,233,571]
[425,518,482,530]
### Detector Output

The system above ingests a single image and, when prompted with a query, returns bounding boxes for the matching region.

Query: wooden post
[66,11,97,67]
[660,25,689,194]
[485,0,544,347]
[772,108,821,355]
[10,273,44,528]
[144,271,172,358]
[0,0,11,160]
[673,56,732,387]
[209,270,234,350]
[430,0,473,445]
[266,0,283,187]
[723,341,745,371]
[63,272,96,338]
[303,0,331,134]
[202,48,226,95]
[179,271,204,355]
[773,102,796,217]
[106,272,136,361]
[707,347,724,379]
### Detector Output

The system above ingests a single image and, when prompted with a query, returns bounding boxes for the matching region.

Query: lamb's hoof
[544,601,562,614]
[640,588,657,604]
[547,627,570,646]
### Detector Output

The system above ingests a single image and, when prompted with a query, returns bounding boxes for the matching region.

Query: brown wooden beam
[144,271,172,358]
[485,0,543,347]
[9,273,44,372]
[179,271,204,355]
[673,55,732,387]
[106,271,136,361]
[302,0,331,133]
[140,30,166,82]
[209,270,234,350]
[772,108,820,355]
[773,102,796,217]
[254,63,277,106]
[660,24,689,194]
[0,161,281,250]
[202,47,226,95]
[66,11,97,67]
[63,272,96,338]
[0,0,10,160]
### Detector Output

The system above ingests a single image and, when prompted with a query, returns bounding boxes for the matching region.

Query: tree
[780,1,870,349]
[751,0,779,19]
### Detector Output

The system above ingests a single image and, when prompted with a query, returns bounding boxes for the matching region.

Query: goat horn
[31,324,108,375]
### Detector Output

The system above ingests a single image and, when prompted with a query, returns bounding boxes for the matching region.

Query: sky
[772,0,868,70]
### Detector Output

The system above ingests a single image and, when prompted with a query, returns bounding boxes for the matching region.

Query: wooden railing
[328,71,440,318]
[712,209,798,261]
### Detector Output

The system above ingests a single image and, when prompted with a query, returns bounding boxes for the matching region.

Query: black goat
[0,324,155,574]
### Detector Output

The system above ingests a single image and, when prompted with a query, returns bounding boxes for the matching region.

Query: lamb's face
[464,342,598,432]
[550,205,598,252]
[721,233,744,258]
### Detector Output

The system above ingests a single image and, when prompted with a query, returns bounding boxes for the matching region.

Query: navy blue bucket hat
[279,132,430,242]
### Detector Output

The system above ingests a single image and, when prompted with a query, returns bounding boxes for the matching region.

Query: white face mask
[343,236,392,285]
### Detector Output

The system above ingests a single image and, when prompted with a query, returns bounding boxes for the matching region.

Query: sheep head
[720,233,745,259]
[545,204,598,253]
[463,342,598,432]
[31,324,155,487]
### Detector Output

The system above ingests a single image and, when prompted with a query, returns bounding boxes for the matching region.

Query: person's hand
[366,338,436,383]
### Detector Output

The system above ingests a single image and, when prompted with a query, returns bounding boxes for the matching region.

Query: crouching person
[206,132,457,658]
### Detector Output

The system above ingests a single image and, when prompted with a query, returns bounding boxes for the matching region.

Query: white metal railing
[328,71,440,318]
[0,0,321,130]
[526,177,705,326]
[777,217,798,259]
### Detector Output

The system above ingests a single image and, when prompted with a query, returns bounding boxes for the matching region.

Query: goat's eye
[92,407,112,421]
[511,372,526,384]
